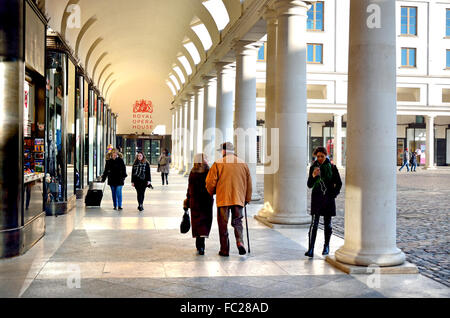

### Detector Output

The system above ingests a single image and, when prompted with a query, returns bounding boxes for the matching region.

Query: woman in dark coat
[305,146,342,257]
[184,153,214,255]
[101,148,127,210]
[132,151,152,211]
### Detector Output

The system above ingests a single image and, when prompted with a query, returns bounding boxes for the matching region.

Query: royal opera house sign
[132,99,154,130]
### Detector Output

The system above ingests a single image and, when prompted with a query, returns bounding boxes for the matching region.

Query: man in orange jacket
[205,142,252,256]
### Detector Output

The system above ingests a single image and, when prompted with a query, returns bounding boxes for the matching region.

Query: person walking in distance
[205,142,252,256]
[305,147,342,257]
[410,151,418,172]
[101,148,127,210]
[158,149,171,185]
[399,148,410,172]
[184,153,214,255]
[132,151,152,211]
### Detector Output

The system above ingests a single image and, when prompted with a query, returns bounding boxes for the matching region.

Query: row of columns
[171,0,407,267]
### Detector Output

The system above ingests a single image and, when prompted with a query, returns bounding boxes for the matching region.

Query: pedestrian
[410,151,418,172]
[101,148,127,210]
[132,151,152,211]
[399,148,410,172]
[183,153,214,255]
[158,148,171,185]
[205,142,252,257]
[305,146,342,257]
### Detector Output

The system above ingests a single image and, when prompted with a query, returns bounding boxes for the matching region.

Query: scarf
[134,161,147,180]
[312,159,333,194]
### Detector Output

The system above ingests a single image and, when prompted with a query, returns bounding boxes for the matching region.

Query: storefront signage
[132,99,154,130]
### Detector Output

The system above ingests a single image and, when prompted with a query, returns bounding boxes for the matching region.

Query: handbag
[180,210,190,234]
[157,164,161,172]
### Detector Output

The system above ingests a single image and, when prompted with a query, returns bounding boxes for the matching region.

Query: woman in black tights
[132,151,151,211]
[305,147,342,257]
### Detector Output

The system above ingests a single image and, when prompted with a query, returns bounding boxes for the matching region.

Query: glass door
[150,140,161,165]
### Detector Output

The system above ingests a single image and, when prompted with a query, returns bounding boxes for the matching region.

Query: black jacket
[101,157,127,186]
[131,161,151,185]
[307,159,342,217]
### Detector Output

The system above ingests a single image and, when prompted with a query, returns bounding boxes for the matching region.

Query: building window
[447,9,450,37]
[307,1,324,31]
[401,48,416,67]
[257,43,265,62]
[447,49,450,68]
[401,6,417,36]
[307,44,323,64]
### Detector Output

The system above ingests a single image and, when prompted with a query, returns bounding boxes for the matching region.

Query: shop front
[117,135,171,165]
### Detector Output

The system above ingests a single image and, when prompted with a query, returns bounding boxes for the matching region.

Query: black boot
[322,219,332,255]
[305,223,318,258]
[196,237,205,255]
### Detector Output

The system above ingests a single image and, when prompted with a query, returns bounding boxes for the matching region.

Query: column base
[266,214,311,226]
[335,246,406,267]
[257,202,273,219]
[423,166,437,170]
[326,256,418,274]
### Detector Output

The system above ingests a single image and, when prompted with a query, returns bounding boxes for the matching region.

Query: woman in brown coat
[184,153,214,255]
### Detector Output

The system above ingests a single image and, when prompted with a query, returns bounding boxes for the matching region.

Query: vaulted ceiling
[44,0,242,113]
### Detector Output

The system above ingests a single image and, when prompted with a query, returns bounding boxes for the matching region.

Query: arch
[191,21,213,51]
[183,40,202,65]
[101,72,114,94]
[97,63,112,90]
[173,65,186,84]
[84,37,103,71]
[92,52,108,82]
[202,0,230,31]
[177,55,192,76]
[60,0,81,39]
[169,75,181,91]
[166,81,177,96]
[105,80,117,102]
[75,16,97,58]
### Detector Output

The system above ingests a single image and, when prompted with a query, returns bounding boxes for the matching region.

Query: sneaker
[198,248,205,255]
[118,207,123,211]
[238,245,247,255]
[218,251,229,257]
[113,207,117,210]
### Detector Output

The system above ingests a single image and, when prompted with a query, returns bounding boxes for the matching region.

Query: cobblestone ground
[255,167,450,287]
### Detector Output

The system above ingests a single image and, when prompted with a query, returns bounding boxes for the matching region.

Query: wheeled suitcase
[85,181,106,206]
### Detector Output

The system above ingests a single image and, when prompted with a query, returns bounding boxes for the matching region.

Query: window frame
[446,9,450,38]
[257,43,266,62]
[307,43,323,64]
[401,47,417,68]
[307,1,324,32]
[446,49,450,69]
[400,6,418,36]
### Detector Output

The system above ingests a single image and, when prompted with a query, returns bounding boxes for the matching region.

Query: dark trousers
[308,215,332,248]
[135,184,147,206]
[161,173,168,185]
[217,206,244,254]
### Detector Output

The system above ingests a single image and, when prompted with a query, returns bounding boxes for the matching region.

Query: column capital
[263,7,278,24]
[193,85,203,92]
[426,114,437,119]
[201,75,216,85]
[215,61,235,75]
[274,0,312,17]
[233,40,261,56]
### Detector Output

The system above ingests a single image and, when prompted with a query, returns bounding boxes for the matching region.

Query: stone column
[425,115,436,170]
[334,0,405,267]
[184,95,194,176]
[192,86,202,159]
[171,111,175,169]
[0,0,26,257]
[178,102,185,174]
[267,0,311,225]
[234,40,261,201]
[215,62,235,161]
[333,113,343,168]
[202,76,217,165]
[259,8,278,219]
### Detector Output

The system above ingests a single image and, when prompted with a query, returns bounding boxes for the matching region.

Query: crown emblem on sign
[133,99,154,113]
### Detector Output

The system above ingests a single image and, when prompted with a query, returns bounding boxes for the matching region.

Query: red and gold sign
[132,99,154,130]
[133,99,154,113]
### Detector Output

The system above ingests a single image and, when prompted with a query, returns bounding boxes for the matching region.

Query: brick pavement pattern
[256,167,450,287]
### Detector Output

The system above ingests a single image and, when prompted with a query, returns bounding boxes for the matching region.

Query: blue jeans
[411,162,417,171]
[110,186,123,208]
[399,161,410,171]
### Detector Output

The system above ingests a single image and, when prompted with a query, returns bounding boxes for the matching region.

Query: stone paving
[256,166,450,287]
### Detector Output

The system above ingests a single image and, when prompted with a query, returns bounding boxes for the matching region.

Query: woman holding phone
[305,146,342,257]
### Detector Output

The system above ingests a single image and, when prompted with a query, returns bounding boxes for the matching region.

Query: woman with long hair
[305,146,342,257]
[158,148,172,185]
[184,153,214,255]
[101,148,127,210]
[132,151,152,211]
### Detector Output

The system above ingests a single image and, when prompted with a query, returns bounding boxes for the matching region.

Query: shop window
[416,116,425,124]
[307,44,323,64]
[257,43,266,62]
[446,49,450,68]
[401,48,416,67]
[446,9,450,37]
[307,84,327,99]
[397,87,420,102]
[401,7,417,36]
[307,1,324,31]
[443,88,450,103]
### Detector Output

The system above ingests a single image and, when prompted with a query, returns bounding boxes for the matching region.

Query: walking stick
[244,205,251,254]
